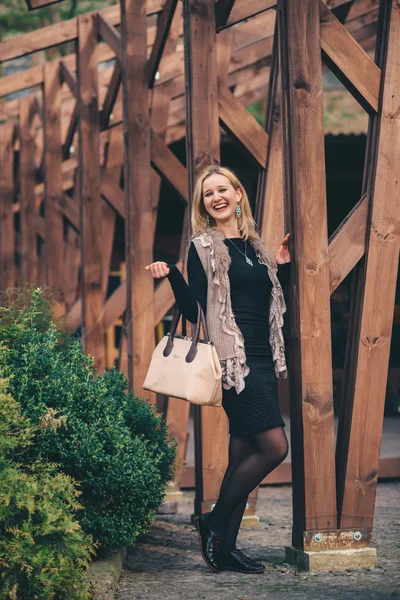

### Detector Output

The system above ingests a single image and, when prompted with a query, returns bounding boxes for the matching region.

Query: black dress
[167,238,290,437]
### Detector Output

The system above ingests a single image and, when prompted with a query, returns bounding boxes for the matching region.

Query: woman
[145,165,290,574]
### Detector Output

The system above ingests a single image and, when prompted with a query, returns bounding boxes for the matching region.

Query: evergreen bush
[0,379,95,600]
[0,288,176,550]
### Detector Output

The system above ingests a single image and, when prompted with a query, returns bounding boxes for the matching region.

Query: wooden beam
[279,0,337,548]
[319,1,381,114]
[183,0,229,517]
[19,96,38,285]
[64,224,80,311]
[0,2,163,63]
[97,13,122,61]
[26,0,63,9]
[147,0,179,87]
[43,60,65,306]
[0,123,16,290]
[62,103,78,160]
[338,1,400,531]
[150,130,188,203]
[60,60,77,97]
[121,0,155,398]
[218,77,269,168]
[100,61,122,130]
[0,2,378,101]
[328,192,369,294]
[101,170,125,218]
[77,13,106,372]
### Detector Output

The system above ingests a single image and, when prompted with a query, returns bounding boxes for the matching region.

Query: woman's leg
[210,426,288,533]
[219,434,255,554]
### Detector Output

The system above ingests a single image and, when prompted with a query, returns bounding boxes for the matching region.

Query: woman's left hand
[276,233,290,264]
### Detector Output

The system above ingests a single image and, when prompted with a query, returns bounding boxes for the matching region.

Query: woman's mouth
[213,202,229,213]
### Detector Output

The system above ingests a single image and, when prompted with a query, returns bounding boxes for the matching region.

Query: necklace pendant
[246,257,253,266]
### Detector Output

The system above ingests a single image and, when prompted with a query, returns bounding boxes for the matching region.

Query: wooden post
[77,13,106,372]
[0,123,15,291]
[278,0,337,549]
[338,0,400,531]
[183,0,229,516]
[120,0,155,398]
[19,96,38,285]
[43,60,65,312]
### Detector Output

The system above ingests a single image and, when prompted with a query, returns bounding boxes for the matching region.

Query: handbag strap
[164,302,208,362]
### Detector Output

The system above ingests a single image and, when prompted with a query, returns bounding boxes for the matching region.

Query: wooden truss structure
[0,0,399,567]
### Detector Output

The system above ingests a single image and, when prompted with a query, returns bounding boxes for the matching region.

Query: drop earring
[206,214,210,226]
[235,205,242,218]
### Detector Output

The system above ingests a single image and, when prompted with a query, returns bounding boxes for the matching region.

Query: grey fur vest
[192,227,287,394]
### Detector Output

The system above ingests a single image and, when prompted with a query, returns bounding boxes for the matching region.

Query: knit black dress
[167,238,290,437]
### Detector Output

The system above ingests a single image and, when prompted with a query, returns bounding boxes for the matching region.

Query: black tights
[210,427,288,554]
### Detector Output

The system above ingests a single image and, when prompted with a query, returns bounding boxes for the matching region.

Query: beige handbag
[143,303,222,407]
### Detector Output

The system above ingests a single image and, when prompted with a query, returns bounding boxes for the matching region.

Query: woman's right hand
[145,261,170,279]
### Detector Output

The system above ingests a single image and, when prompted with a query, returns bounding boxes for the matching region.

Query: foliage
[0,1,117,41]
[0,380,95,600]
[0,288,177,550]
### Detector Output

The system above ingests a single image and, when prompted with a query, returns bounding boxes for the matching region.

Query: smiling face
[202,173,242,225]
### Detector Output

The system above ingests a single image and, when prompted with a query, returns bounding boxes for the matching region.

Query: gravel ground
[115,482,400,600]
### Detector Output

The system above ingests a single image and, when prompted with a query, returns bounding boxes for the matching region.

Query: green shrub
[0,288,176,550]
[0,380,95,600]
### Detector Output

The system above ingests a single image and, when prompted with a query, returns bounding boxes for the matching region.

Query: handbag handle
[163,302,209,363]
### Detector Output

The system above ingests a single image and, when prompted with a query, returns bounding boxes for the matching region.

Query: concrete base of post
[285,545,377,571]
[157,489,184,514]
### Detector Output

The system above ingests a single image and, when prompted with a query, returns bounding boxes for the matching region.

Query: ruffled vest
[192,227,287,393]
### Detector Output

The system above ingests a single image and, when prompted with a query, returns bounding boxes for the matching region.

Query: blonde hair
[191,165,258,241]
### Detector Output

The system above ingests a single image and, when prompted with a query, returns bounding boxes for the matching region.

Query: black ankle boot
[216,549,265,574]
[195,512,224,572]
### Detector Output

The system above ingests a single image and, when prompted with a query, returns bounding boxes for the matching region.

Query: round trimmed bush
[0,288,176,550]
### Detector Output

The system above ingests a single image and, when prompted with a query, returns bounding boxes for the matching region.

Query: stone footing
[285,545,377,571]
[240,514,260,528]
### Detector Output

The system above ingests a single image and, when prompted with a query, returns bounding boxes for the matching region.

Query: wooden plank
[339,1,400,531]
[43,60,65,307]
[319,1,380,114]
[278,0,336,548]
[183,0,229,517]
[121,0,155,398]
[223,0,276,29]
[0,123,16,290]
[97,13,122,61]
[218,77,269,168]
[0,3,163,63]
[77,13,106,372]
[147,0,179,87]
[19,96,38,285]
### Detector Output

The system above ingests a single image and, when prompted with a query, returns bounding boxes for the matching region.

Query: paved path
[115,482,400,600]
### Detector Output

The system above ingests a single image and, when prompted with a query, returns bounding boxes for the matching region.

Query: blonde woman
[146,165,290,574]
